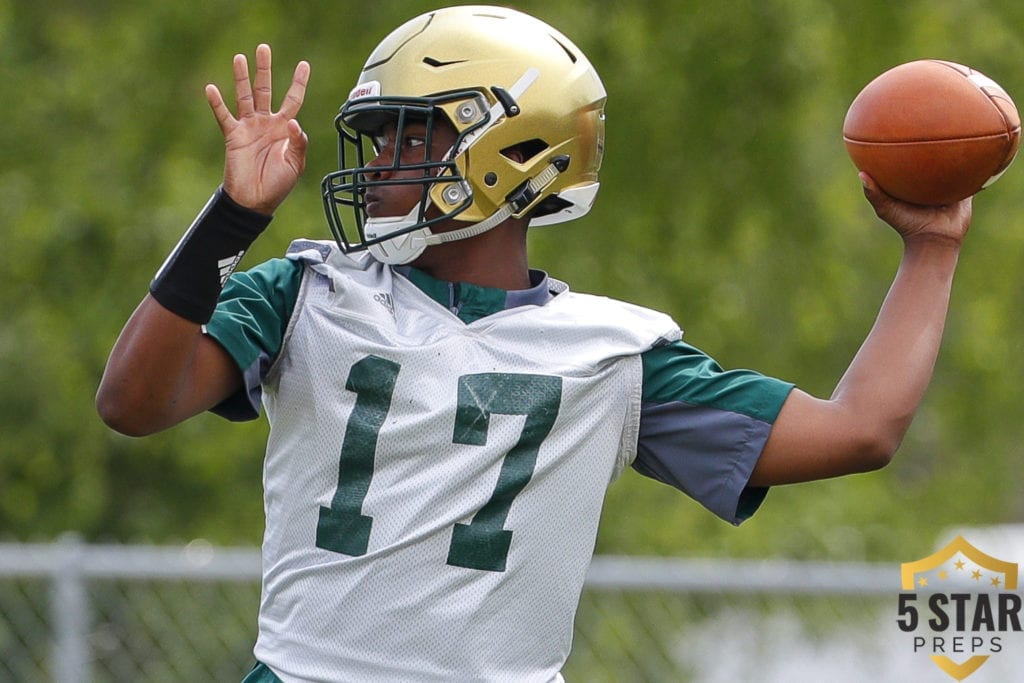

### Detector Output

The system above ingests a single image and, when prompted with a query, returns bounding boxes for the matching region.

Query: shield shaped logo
[900,535,1020,681]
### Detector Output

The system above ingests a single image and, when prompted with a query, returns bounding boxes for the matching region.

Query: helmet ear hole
[500,139,549,164]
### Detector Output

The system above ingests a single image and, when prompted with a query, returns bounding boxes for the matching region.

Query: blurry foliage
[2,0,1024,562]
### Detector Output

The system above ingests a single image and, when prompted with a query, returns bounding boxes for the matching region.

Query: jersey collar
[396,267,553,323]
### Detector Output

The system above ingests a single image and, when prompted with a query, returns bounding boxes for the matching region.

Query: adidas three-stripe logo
[218,251,245,286]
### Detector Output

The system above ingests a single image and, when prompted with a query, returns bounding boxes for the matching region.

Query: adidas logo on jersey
[218,251,245,286]
[374,292,395,316]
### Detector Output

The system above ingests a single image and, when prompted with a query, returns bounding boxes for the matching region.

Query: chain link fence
[1,535,1021,682]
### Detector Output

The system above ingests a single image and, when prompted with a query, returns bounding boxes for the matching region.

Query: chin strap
[367,156,569,265]
[425,157,568,246]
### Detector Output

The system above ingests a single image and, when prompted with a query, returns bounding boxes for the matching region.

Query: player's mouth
[364,191,384,216]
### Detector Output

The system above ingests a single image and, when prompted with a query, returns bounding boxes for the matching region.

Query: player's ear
[499,144,527,164]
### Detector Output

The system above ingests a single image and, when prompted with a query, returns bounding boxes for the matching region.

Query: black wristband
[149,187,272,323]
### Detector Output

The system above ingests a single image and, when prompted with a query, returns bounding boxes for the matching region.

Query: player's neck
[410,223,531,290]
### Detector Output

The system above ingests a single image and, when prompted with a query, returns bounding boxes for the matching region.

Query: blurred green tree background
[2,0,1024,563]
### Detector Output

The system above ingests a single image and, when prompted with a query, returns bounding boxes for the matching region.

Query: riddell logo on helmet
[348,81,381,101]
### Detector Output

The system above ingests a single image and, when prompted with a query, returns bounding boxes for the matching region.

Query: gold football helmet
[321,5,607,264]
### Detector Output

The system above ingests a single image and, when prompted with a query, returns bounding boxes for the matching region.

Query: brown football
[843,60,1020,206]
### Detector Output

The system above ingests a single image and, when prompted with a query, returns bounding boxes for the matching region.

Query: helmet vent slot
[549,35,578,64]
[501,139,549,163]
[422,57,467,68]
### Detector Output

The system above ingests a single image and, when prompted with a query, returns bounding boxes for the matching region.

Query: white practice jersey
[253,242,680,682]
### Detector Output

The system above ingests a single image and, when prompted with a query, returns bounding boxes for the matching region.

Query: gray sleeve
[635,340,793,524]
[634,400,772,524]
[204,346,271,422]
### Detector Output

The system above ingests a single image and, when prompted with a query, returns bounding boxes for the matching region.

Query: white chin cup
[364,214,430,265]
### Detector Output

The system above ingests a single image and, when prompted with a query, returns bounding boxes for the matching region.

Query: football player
[96,6,972,682]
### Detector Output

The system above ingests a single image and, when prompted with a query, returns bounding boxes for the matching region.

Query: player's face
[363,119,459,219]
